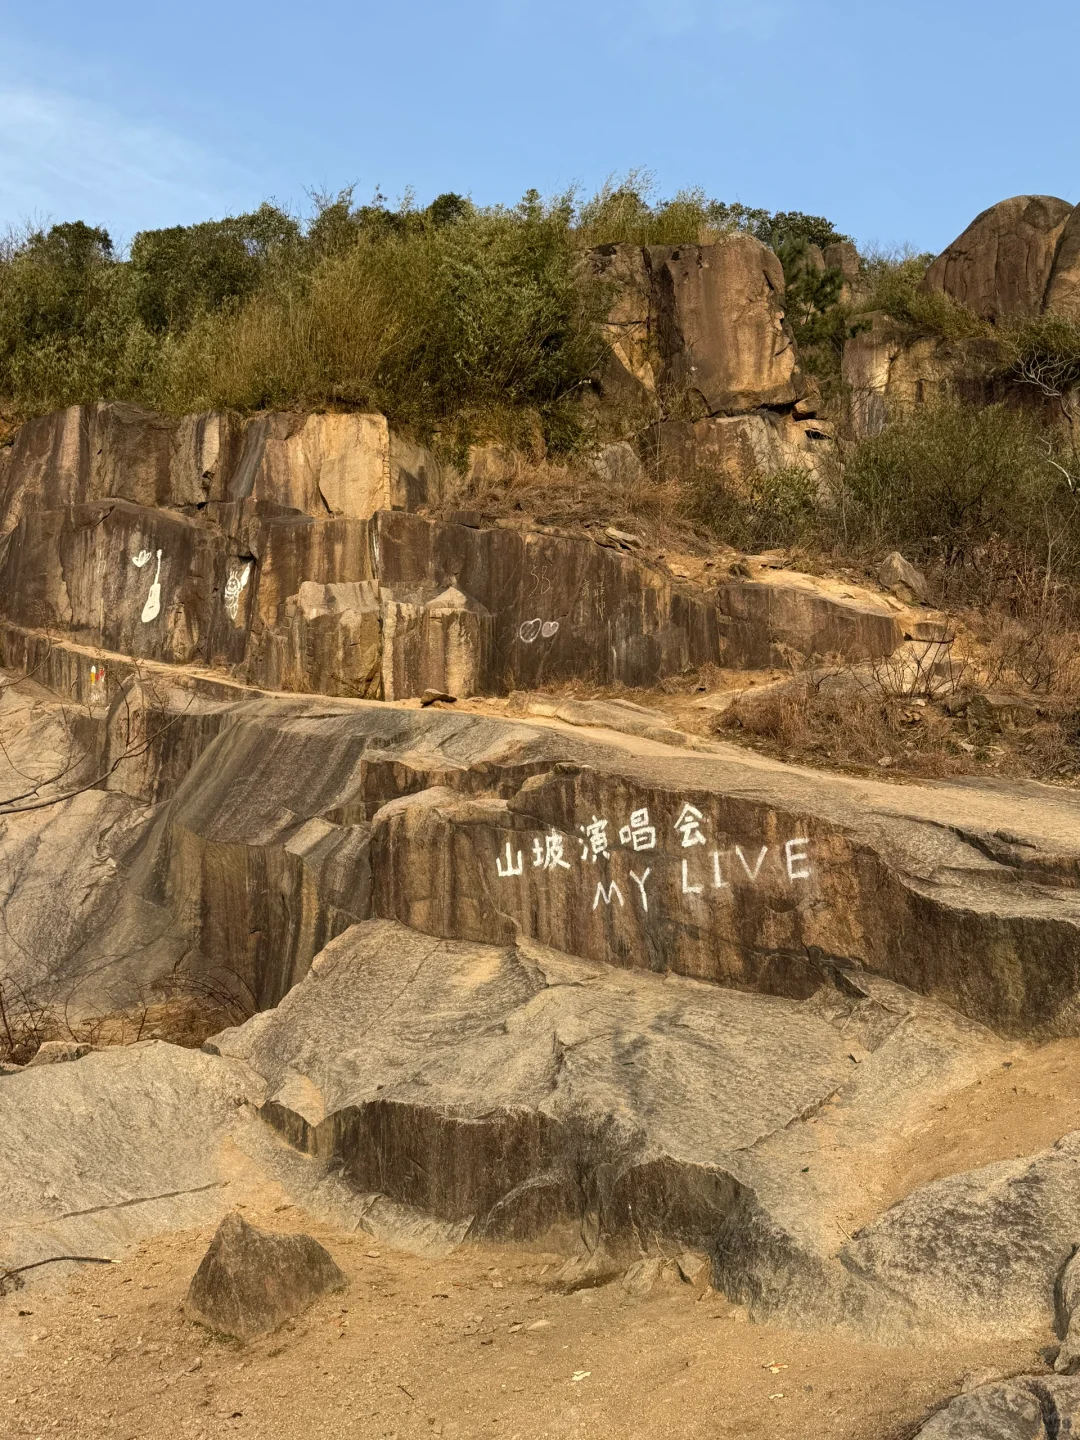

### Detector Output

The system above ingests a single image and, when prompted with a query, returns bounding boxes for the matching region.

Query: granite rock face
[841,313,1000,439]
[7,676,1080,1037]
[589,238,813,482]
[645,238,800,415]
[0,404,731,696]
[1045,205,1080,322]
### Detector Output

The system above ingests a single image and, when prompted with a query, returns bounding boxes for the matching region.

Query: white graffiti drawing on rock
[224,563,252,621]
[492,802,813,917]
[132,548,164,623]
[519,618,560,643]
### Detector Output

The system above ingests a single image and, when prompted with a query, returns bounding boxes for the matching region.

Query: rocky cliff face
[0,402,731,698]
[589,236,829,486]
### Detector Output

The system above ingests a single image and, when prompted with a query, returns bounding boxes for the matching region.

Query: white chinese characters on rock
[493,802,813,914]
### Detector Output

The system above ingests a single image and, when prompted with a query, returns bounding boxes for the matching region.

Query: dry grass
[714,660,1080,785]
[0,979,243,1066]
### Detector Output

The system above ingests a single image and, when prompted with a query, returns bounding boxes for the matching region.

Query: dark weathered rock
[380,584,493,701]
[1055,1249,1080,1373]
[823,241,860,281]
[921,196,1074,322]
[183,1212,346,1339]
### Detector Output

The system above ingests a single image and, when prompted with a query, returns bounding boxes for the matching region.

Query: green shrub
[836,399,1080,602]
[683,463,821,552]
[129,204,300,331]
[0,179,852,450]
[146,195,607,453]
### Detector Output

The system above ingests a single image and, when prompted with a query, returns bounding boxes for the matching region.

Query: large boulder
[591,238,801,417]
[647,237,800,414]
[920,195,1074,322]
[1044,206,1080,321]
[183,1212,346,1339]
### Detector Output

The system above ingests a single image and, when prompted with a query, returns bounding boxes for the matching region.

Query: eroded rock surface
[7,673,1080,1036]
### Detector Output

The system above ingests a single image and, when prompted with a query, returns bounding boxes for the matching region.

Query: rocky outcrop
[12,676,1080,1340]
[8,672,1080,1036]
[0,403,444,537]
[589,238,815,482]
[717,567,902,666]
[592,237,800,414]
[921,195,1074,322]
[646,410,830,489]
[645,239,800,415]
[183,1212,346,1339]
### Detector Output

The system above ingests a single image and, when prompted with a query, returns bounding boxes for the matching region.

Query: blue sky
[1,0,1077,255]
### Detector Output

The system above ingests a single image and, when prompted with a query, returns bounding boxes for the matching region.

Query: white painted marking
[785,838,811,881]
[735,845,769,882]
[711,851,727,889]
[629,868,651,912]
[681,859,702,895]
[224,562,251,621]
[541,620,559,638]
[674,803,707,848]
[519,618,542,643]
[140,550,163,623]
[496,842,523,878]
[593,880,624,910]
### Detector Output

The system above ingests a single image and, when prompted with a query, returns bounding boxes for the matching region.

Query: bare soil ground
[0,1217,1042,1440]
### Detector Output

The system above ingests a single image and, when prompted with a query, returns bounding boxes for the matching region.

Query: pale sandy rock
[842,313,998,438]
[587,244,657,401]
[823,241,860,281]
[27,1040,91,1066]
[879,551,928,602]
[717,567,902,666]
